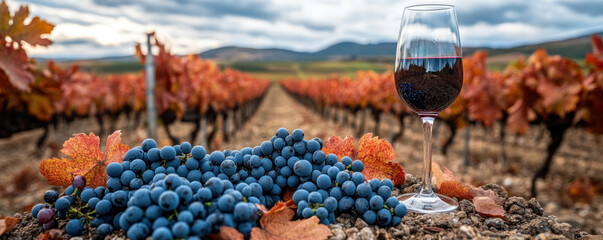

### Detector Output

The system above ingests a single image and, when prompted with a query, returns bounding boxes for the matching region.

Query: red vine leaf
[473,196,506,219]
[322,135,356,160]
[207,226,244,240]
[432,162,473,200]
[39,131,129,187]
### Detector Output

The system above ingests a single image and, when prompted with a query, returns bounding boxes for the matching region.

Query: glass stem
[420,116,435,195]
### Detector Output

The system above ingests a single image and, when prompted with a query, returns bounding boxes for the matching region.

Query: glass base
[398,192,458,214]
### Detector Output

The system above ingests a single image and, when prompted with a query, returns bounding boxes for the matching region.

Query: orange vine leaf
[357,133,405,185]
[250,201,332,240]
[322,135,356,160]
[323,134,405,185]
[432,162,473,200]
[39,131,129,187]
[0,216,19,236]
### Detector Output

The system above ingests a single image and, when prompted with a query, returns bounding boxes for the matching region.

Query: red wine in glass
[395,57,463,117]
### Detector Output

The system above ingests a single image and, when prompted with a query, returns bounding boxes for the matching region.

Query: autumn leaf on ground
[206,226,244,240]
[0,216,19,236]
[250,201,332,240]
[323,133,405,185]
[39,131,129,187]
[37,229,63,240]
[432,162,473,200]
[471,187,505,206]
[473,196,506,219]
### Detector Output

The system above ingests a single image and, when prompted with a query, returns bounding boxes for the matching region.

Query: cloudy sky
[7,0,603,59]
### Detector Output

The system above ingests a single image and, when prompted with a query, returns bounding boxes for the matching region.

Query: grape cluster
[31,127,407,239]
[292,156,407,226]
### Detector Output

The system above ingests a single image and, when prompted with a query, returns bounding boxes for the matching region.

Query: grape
[302,182,317,192]
[276,127,289,139]
[369,195,384,210]
[250,155,261,168]
[329,187,343,200]
[43,220,55,230]
[335,171,349,184]
[292,189,309,205]
[172,221,190,238]
[341,181,356,196]
[126,223,149,240]
[158,191,179,211]
[66,219,84,236]
[120,170,136,186]
[43,190,59,204]
[293,160,312,177]
[124,148,143,162]
[178,210,194,224]
[312,150,325,164]
[292,129,304,142]
[351,160,364,172]
[352,172,365,185]
[72,175,86,189]
[394,204,407,217]
[130,159,146,173]
[385,196,399,209]
[355,197,370,214]
[368,178,381,191]
[381,179,394,190]
[308,191,322,204]
[220,159,237,176]
[324,197,338,212]
[80,188,95,202]
[316,174,331,190]
[293,141,306,155]
[258,175,274,191]
[142,170,155,183]
[306,139,320,153]
[261,158,273,171]
[125,206,143,222]
[31,203,44,218]
[392,216,402,225]
[54,197,71,212]
[191,146,207,160]
[147,148,161,162]
[281,146,295,159]
[210,151,225,165]
[180,141,192,154]
[37,208,54,224]
[218,194,236,212]
[141,138,157,152]
[362,210,377,225]
[377,185,392,199]
[95,199,112,215]
[341,156,352,167]
[249,183,262,197]
[316,207,328,220]
[260,141,273,155]
[273,138,285,150]
[96,223,114,238]
[153,227,173,240]
[356,183,372,197]
[160,146,176,160]
[338,196,354,211]
[301,207,314,218]
[111,190,128,208]
[377,208,392,226]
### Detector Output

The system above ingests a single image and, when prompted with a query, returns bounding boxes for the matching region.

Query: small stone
[358,227,375,240]
[12,213,22,219]
[456,211,467,219]
[509,205,525,215]
[346,227,359,238]
[355,218,369,229]
[330,223,344,229]
[376,229,389,240]
[404,174,419,185]
[550,222,572,237]
[528,198,544,216]
[459,199,474,213]
[70,237,85,240]
[331,228,346,240]
[505,196,528,210]
[392,224,410,237]
[481,183,509,200]
[484,218,505,230]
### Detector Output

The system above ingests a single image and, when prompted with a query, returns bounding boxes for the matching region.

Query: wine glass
[395,4,462,213]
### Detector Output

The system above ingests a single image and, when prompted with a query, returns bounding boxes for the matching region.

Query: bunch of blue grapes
[31,175,112,236]
[32,127,407,239]
[292,156,407,226]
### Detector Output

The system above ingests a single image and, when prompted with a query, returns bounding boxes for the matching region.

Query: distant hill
[201,32,602,62]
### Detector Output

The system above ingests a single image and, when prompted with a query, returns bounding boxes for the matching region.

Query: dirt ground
[0,85,601,236]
